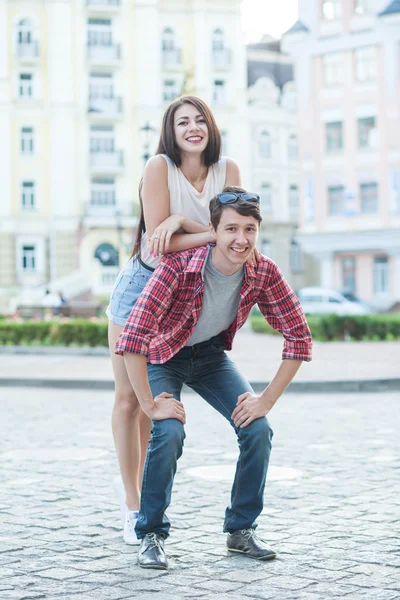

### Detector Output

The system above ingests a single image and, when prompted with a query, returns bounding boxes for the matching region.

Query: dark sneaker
[227,528,276,561]
[138,533,168,570]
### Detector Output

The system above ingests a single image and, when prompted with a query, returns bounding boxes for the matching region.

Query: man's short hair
[209,186,263,230]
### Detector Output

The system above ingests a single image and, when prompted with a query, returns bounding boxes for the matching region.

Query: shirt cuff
[282,341,312,362]
[114,337,150,357]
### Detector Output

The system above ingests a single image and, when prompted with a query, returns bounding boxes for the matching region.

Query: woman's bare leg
[109,322,151,511]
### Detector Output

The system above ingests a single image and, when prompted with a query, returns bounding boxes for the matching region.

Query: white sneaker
[112,475,127,526]
[124,510,140,545]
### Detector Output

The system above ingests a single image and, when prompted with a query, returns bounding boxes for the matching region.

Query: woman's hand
[246,247,260,267]
[149,215,185,256]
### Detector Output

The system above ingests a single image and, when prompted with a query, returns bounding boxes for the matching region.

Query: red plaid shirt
[115,245,312,363]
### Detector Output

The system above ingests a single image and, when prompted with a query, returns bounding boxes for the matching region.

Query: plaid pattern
[115,245,312,363]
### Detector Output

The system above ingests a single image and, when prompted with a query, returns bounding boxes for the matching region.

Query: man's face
[210,207,259,273]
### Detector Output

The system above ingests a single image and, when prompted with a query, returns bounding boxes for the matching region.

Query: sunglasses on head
[217,192,260,205]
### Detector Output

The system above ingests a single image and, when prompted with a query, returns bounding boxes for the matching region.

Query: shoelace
[239,528,259,540]
[146,533,163,550]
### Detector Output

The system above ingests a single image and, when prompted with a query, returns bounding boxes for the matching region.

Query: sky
[241,0,299,42]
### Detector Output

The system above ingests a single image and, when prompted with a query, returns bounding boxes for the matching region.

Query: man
[115,187,312,570]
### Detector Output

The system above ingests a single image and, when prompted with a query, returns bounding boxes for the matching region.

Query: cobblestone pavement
[0,386,399,600]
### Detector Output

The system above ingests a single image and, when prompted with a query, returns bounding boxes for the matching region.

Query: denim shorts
[106,256,154,327]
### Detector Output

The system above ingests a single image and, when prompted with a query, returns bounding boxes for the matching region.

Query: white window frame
[326,121,343,153]
[90,125,115,153]
[328,185,345,216]
[220,130,228,155]
[260,183,273,214]
[341,257,356,292]
[89,72,114,99]
[261,239,273,259]
[91,178,116,206]
[21,180,36,210]
[360,181,378,214]
[17,18,33,44]
[162,27,176,52]
[288,185,299,216]
[373,256,389,295]
[322,53,344,87]
[18,72,33,98]
[259,131,271,160]
[163,79,179,103]
[354,0,371,15]
[213,79,226,105]
[16,236,45,275]
[355,46,377,82]
[87,18,112,47]
[290,240,303,273]
[358,116,376,149]
[212,28,225,51]
[21,126,35,155]
[288,134,298,160]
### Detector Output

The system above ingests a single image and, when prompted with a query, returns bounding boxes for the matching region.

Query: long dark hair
[132,95,222,258]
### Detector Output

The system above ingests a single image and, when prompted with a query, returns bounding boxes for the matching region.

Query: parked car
[296,287,372,316]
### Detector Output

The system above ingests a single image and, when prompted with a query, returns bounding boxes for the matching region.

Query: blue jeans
[135,337,273,539]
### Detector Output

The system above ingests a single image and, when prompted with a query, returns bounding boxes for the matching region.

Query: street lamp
[139,121,156,167]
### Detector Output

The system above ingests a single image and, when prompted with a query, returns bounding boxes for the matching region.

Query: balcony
[87,0,120,11]
[212,48,231,70]
[84,200,134,218]
[162,48,182,70]
[89,150,124,173]
[88,95,123,119]
[87,43,121,66]
[16,41,40,63]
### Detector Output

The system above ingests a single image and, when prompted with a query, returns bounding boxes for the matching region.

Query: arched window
[162,27,175,52]
[288,134,298,160]
[212,28,225,51]
[17,18,33,44]
[259,131,271,159]
[94,243,119,266]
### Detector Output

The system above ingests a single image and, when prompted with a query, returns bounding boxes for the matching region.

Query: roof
[283,20,309,35]
[247,60,294,89]
[378,0,400,16]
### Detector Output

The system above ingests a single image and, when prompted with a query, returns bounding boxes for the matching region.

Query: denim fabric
[106,256,153,326]
[135,337,273,539]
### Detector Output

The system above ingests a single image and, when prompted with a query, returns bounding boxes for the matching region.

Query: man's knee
[240,417,273,448]
[152,418,185,450]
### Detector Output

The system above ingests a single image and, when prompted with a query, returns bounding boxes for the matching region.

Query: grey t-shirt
[186,250,244,346]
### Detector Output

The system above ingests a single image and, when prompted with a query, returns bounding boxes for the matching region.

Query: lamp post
[139,121,156,167]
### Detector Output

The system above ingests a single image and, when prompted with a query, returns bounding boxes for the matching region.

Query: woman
[107,95,242,545]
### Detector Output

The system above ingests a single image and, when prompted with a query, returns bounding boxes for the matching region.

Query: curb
[1,377,399,393]
[0,346,109,356]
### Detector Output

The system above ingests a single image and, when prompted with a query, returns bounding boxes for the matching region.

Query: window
[360,182,378,213]
[288,134,298,160]
[163,79,178,102]
[162,27,175,52]
[328,185,345,216]
[391,168,400,213]
[355,46,377,82]
[213,80,226,105]
[322,53,344,86]
[261,239,272,258]
[87,18,112,46]
[89,73,113,99]
[260,183,272,214]
[90,125,114,152]
[290,240,303,273]
[19,73,33,97]
[91,178,115,206]
[21,127,34,154]
[342,257,356,292]
[17,18,33,44]
[162,28,181,66]
[220,130,228,155]
[326,121,343,153]
[354,0,371,15]
[22,244,36,272]
[322,0,342,20]
[212,28,225,51]
[288,185,299,216]
[373,257,389,295]
[21,181,36,210]
[95,243,119,266]
[358,117,376,149]
[259,131,271,159]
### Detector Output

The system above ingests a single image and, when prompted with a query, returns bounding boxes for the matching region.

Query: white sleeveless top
[140,154,227,268]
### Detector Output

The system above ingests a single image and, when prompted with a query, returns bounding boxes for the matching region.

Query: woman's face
[173,103,209,156]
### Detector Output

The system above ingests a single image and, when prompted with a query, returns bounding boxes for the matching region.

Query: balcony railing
[212,48,232,69]
[16,41,40,60]
[162,48,182,68]
[89,149,124,171]
[87,43,121,63]
[85,200,135,218]
[88,95,122,117]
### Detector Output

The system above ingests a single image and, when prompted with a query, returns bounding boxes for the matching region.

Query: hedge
[250,313,400,341]
[0,320,108,347]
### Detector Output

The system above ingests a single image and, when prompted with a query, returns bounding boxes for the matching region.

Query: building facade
[283,0,400,309]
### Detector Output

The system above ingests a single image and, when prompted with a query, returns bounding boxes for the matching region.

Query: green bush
[0,320,108,347]
[250,313,400,341]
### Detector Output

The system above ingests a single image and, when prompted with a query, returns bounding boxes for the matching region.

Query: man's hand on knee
[147,392,186,424]
[231,392,272,428]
